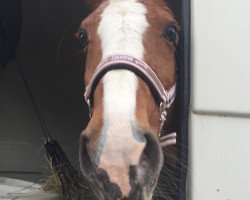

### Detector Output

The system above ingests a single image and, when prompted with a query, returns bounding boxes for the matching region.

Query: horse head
[78,0,178,199]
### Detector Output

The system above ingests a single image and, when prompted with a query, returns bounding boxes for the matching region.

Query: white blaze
[97,0,149,196]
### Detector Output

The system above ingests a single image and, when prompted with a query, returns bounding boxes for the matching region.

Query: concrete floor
[0,177,62,200]
[0,173,43,183]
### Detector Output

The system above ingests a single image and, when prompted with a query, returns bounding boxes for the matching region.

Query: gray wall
[0,0,89,180]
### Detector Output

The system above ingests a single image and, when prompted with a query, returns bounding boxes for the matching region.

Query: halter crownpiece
[84,54,177,146]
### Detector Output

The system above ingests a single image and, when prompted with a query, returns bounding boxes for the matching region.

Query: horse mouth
[79,131,163,200]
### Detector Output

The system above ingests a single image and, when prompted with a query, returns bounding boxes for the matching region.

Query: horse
[78,0,179,199]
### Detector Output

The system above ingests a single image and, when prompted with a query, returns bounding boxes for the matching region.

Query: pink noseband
[84,54,176,147]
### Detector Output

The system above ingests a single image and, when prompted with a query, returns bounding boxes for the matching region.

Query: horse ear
[84,0,102,12]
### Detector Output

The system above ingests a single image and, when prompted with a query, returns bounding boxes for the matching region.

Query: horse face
[78,0,178,199]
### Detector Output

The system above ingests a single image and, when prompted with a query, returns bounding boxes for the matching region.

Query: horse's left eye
[163,24,179,45]
[79,29,89,49]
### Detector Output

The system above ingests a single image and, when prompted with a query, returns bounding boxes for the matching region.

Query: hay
[42,147,183,200]
[42,157,62,193]
[42,157,96,200]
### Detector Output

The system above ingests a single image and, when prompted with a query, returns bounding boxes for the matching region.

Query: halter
[84,54,176,147]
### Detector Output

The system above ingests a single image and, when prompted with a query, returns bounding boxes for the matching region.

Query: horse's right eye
[79,29,89,49]
[163,24,179,46]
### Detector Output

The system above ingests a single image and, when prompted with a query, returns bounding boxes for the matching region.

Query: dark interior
[0,0,189,199]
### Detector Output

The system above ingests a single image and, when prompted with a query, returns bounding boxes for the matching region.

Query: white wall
[190,0,250,199]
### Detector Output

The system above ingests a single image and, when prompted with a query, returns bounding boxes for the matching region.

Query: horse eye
[79,29,89,49]
[163,25,179,45]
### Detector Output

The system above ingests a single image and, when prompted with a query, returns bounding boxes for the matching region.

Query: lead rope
[15,60,87,200]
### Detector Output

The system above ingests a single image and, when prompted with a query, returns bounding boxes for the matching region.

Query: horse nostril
[79,134,94,179]
[139,133,163,177]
